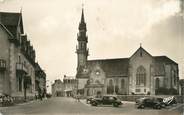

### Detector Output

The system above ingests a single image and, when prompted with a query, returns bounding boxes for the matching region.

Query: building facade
[51,76,77,97]
[76,9,179,96]
[52,79,65,97]
[63,75,77,97]
[179,79,184,95]
[0,12,45,101]
[35,63,46,97]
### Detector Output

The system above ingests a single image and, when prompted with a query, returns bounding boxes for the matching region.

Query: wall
[0,26,11,95]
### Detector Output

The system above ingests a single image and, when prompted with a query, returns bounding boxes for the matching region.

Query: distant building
[35,63,46,97]
[52,79,64,97]
[76,9,179,96]
[0,12,45,101]
[63,75,77,97]
[51,76,77,97]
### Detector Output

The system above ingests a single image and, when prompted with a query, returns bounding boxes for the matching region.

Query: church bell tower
[76,9,89,71]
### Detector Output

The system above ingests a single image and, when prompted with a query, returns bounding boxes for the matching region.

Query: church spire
[81,8,85,23]
[79,8,86,31]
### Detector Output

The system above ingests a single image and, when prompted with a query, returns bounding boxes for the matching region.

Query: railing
[16,63,28,73]
[0,59,6,71]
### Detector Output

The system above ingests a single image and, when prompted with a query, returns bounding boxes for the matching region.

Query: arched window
[155,78,160,89]
[136,66,146,86]
[107,79,114,94]
[109,79,113,86]
[121,79,125,89]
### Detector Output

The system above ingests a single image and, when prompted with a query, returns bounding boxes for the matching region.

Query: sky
[0,0,184,88]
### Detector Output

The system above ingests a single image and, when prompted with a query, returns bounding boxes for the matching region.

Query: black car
[90,95,122,107]
[86,96,98,104]
[136,97,162,109]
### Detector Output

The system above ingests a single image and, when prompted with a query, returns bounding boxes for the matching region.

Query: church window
[155,78,160,89]
[107,79,114,94]
[140,49,143,57]
[136,66,146,86]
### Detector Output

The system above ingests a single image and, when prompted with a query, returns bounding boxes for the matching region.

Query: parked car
[0,94,14,107]
[163,96,177,106]
[86,95,102,104]
[136,97,162,109]
[154,97,166,108]
[90,95,122,107]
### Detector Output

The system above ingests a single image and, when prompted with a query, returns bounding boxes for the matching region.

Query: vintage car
[90,95,122,107]
[86,95,103,104]
[136,97,162,109]
[163,96,177,106]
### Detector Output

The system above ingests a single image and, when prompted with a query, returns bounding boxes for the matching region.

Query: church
[76,9,179,96]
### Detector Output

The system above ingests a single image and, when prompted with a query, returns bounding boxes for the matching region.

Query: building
[51,76,77,97]
[76,9,179,96]
[63,75,77,97]
[179,79,184,95]
[35,63,46,97]
[0,11,45,101]
[52,79,64,97]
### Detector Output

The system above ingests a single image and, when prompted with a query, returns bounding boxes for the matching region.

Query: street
[0,97,183,115]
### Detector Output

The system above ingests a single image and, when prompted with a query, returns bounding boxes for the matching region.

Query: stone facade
[51,76,77,97]
[35,63,46,97]
[0,12,45,101]
[63,75,77,97]
[76,10,179,96]
[52,79,64,97]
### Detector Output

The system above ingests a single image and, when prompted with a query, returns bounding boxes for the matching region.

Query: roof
[154,56,178,65]
[76,47,178,78]
[88,58,129,77]
[77,58,129,78]
[0,12,24,37]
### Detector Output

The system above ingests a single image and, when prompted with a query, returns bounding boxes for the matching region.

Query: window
[136,89,140,92]
[17,76,22,92]
[121,79,125,89]
[136,66,146,86]
[18,56,21,63]
[107,79,114,94]
[155,78,160,89]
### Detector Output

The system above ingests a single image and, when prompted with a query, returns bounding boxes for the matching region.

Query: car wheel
[156,105,161,109]
[139,105,144,109]
[91,102,97,106]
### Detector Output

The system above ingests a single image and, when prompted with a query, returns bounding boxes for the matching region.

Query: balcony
[0,59,6,71]
[16,63,28,74]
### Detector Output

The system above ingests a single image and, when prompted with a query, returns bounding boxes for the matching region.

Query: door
[102,96,110,105]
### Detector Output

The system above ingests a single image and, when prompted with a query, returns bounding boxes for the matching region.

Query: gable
[130,47,153,62]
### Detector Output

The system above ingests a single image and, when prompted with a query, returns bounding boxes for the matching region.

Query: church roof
[87,58,129,77]
[154,56,178,65]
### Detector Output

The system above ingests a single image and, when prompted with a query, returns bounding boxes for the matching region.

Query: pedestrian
[77,93,80,102]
